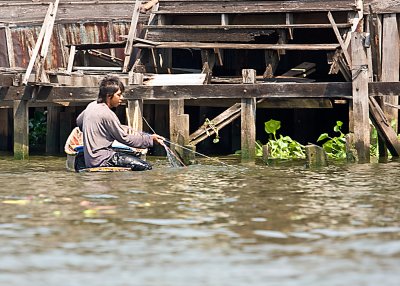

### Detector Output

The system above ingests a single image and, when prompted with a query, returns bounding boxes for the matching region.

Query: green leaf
[317,133,329,142]
[265,119,281,135]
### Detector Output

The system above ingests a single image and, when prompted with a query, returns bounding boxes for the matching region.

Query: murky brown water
[0,154,399,285]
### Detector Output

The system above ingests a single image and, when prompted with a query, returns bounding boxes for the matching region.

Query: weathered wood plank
[13,100,29,159]
[146,28,274,42]
[133,42,340,50]
[381,14,399,129]
[351,32,370,163]
[3,82,400,103]
[241,69,256,161]
[155,1,357,14]
[123,0,142,72]
[364,0,400,14]
[369,97,400,156]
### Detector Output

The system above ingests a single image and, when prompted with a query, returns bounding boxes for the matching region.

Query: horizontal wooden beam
[145,24,352,30]
[155,1,357,14]
[133,42,340,50]
[1,82,400,103]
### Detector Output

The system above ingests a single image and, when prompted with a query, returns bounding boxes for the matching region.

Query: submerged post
[241,69,256,161]
[13,100,29,159]
[351,32,370,163]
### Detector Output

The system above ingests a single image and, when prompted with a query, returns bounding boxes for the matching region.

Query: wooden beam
[36,0,59,83]
[22,3,54,85]
[328,11,352,67]
[3,82,400,103]
[381,14,399,129]
[13,100,29,159]
[369,97,400,156]
[241,69,256,161]
[351,32,370,163]
[122,0,142,72]
[133,42,340,50]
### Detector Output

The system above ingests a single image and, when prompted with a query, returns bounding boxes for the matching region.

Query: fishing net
[162,144,185,167]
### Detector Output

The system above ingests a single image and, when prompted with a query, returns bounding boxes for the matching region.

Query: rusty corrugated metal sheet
[0,28,9,67]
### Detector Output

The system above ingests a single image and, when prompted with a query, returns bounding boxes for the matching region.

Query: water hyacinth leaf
[265,119,281,136]
[317,133,329,142]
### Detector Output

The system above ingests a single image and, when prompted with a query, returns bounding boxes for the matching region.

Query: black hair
[97,75,125,103]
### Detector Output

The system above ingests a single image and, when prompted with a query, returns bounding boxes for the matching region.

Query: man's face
[108,89,123,108]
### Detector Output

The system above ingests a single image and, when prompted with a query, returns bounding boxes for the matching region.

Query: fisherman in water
[76,75,164,171]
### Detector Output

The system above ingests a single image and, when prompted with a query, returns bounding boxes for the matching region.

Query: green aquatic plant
[29,110,47,148]
[317,121,346,159]
[261,119,305,159]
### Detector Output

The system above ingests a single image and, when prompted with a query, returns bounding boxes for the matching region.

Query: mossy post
[241,69,256,161]
[13,100,29,160]
[305,144,328,167]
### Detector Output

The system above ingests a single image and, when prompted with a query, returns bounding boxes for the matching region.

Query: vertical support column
[0,108,12,151]
[127,72,144,132]
[169,99,184,144]
[59,107,75,153]
[127,100,143,132]
[351,32,370,163]
[13,100,29,159]
[241,69,256,161]
[381,14,399,130]
[46,106,61,155]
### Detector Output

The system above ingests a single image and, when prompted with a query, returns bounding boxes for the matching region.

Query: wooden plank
[155,1,357,14]
[369,97,400,156]
[146,28,275,43]
[241,69,256,160]
[144,73,207,86]
[145,24,352,30]
[328,11,352,67]
[4,82,400,103]
[66,45,76,73]
[4,26,15,68]
[13,100,29,159]
[364,0,400,14]
[36,0,59,83]
[127,99,143,132]
[123,0,142,72]
[351,32,370,163]
[381,14,399,129]
[22,3,53,85]
[133,42,340,50]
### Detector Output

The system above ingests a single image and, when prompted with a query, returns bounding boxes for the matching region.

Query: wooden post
[0,108,12,151]
[241,69,256,161]
[59,107,74,153]
[305,144,328,167]
[351,33,370,163]
[46,106,60,154]
[127,72,143,132]
[381,14,399,131]
[122,0,141,72]
[13,100,29,160]
[127,100,143,132]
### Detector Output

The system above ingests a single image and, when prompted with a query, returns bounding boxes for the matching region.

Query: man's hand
[151,134,165,145]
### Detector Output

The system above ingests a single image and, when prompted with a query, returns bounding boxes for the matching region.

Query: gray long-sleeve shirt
[76,101,153,168]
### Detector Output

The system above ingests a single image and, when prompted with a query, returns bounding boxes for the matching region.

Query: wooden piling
[0,108,12,151]
[381,14,399,130]
[241,69,256,161]
[351,32,370,163]
[46,106,61,155]
[305,144,328,167]
[13,100,29,159]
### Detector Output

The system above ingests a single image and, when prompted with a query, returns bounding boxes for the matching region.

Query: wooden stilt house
[0,0,400,163]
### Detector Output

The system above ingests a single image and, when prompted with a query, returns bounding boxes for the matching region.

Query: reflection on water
[0,155,399,285]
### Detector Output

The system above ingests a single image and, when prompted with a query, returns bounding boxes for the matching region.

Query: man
[76,75,164,171]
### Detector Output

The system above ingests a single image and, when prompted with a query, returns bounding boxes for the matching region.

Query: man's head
[97,75,125,108]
